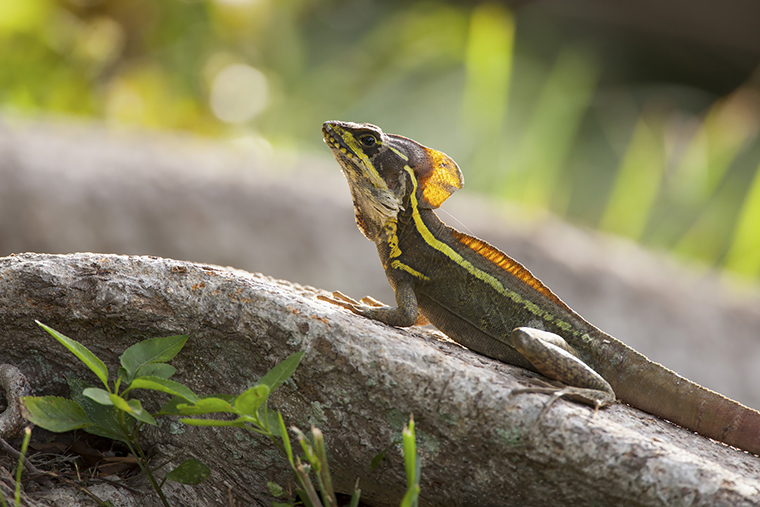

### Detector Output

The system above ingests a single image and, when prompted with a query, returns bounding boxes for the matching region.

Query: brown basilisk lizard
[320,120,760,455]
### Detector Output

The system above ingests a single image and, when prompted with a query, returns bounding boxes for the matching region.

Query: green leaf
[165,459,210,485]
[369,439,402,472]
[176,397,237,416]
[179,418,243,427]
[119,335,188,382]
[234,384,270,416]
[156,395,186,415]
[267,481,286,497]
[109,394,133,413]
[125,398,157,426]
[37,321,109,388]
[258,351,304,392]
[129,377,200,403]
[83,388,113,406]
[135,363,176,380]
[278,412,294,467]
[117,367,129,384]
[107,395,157,425]
[159,394,235,416]
[21,396,92,432]
[114,372,123,394]
[401,414,421,507]
[399,485,421,507]
[68,377,129,441]
[403,416,417,490]
[265,407,282,437]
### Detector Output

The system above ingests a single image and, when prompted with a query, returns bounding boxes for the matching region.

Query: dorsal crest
[450,230,566,306]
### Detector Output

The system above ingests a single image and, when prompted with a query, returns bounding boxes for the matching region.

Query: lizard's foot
[510,386,615,410]
[317,291,387,309]
[317,291,429,326]
[511,384,614,438]
[317,291,396,323]
[511,385,614,412]
[508,327,616,410]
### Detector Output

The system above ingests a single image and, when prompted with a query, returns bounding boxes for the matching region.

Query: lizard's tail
[598,339,760,455]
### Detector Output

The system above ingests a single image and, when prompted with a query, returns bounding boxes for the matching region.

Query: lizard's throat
[346,178,403,242]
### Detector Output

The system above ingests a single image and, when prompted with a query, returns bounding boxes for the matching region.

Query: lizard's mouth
[321,122,340,147]
[322,123,353,158]
[322,122,369,179]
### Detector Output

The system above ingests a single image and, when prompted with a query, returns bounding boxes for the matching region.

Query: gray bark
[0,365,30,439]
[1,253,759,507]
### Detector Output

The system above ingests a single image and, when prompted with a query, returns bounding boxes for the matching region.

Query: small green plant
[164,351,357,507]
[22,322,209,507]
[164,351,421,506]
[21,322,421,506]
[175,393,421,507]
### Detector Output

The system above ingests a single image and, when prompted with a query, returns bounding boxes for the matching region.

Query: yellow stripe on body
[391,260,430,280]
[385,222,402,258]
[401,165,588,341]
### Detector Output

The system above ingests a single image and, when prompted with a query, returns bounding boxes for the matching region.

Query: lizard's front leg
[509,327,616,409]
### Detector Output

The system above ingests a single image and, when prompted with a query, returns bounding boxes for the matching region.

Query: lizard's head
[322,120,464,241]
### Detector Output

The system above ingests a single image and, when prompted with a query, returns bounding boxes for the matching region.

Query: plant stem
[127,439,171,507]
[14,427,31,506]
[294,459,323,507]
[312,427,335,506]
[117,410,170,507]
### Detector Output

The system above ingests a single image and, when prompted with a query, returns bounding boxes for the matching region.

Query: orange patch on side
[451,230,565,306]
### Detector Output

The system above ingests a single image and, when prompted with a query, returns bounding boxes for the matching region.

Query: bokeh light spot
[210,64,268,124]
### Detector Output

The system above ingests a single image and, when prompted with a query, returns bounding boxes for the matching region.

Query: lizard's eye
[359,134,377,147]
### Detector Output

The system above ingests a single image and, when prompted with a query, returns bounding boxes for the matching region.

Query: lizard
[319,119,760,456]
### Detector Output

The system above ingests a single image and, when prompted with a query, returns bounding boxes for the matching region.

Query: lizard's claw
[317,291,386,316]
[317,291,361,310]
[318,291,430,326]
[358,295,386,307]
[319,291,355,303]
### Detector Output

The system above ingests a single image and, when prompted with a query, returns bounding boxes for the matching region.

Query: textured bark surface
[1,253,759,507]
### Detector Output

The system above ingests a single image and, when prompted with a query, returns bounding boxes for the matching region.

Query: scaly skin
[321,120,760,455]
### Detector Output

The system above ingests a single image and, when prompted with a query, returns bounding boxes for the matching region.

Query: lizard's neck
[375,200,448,269]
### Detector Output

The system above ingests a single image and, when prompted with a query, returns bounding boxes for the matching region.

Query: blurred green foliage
[2,0,759,279]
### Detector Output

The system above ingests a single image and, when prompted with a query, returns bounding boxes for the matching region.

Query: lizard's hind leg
[509,327,616,409]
